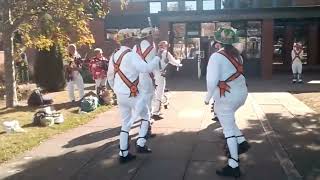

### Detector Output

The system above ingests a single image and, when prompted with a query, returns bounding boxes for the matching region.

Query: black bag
[27,89,53,106]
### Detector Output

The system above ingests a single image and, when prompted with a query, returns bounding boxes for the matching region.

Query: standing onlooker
[16,52,29,83]
[65,44,85,102]
[291,42,304,83]
[89,48,109,92]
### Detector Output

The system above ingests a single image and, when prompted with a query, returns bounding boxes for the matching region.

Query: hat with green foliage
[214,27,239,45]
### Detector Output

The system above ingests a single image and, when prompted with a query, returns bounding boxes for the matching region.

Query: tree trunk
[3,0,18,107]
[3,33,18,107]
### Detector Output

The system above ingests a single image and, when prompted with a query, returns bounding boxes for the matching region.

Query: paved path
[0,77,319,180]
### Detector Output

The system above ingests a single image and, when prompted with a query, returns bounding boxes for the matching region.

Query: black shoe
[136,145,152,153]
[225,141,251,156]
[146,129,156,139]
[151,115,163,120]
[238,141,251,154]
[216,165,241,178]
[164,105,168,109]
[119,153,136,164]
[212,116,219,122]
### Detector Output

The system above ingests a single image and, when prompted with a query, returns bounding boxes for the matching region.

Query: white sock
[119,131,129,157]
[226,137,239,168]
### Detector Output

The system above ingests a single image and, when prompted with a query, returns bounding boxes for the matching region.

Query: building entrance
[168,21,263,79]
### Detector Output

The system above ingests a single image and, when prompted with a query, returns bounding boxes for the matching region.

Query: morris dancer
[151,41,182,119]
[205,27,250,177]
[132,27,159,137]
[65,44,85,102]
[89,48,109,92]
[291,42,304,83]
[107,29,160,164]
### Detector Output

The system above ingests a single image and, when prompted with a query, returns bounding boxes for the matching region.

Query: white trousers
[139,92,154,120]
[292,60,302,74]
[117,94,149,157]
[95,77,107,92]
[67,74,84,101]
[214,93,247,167]
[152,77,166,115]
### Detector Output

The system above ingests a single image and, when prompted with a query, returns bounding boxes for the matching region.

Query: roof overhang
[158,6,320,22]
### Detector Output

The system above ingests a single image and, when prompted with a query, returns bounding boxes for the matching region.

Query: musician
[65,44,85,102]
[151,41,182,119]
[89,48,109,92]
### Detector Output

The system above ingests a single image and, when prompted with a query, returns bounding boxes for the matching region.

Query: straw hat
[214,27,239,45]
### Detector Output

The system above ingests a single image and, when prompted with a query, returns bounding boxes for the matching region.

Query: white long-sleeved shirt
[153,49,181,81]
[205,50,247,103]
[291,49,303,63]
[132,40,159,94]
[107,46,160,96]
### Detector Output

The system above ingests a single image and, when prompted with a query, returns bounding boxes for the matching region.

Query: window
[203,0,215,10]
[185,1,197,11]
[167,1,179,11]
[246,21,261,59]
[149,1,161,14]
[201,23,215,37]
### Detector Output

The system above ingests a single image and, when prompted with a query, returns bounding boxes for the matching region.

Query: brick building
[102,0,320,79]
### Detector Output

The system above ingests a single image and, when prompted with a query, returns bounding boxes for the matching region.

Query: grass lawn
[0,89,111,164]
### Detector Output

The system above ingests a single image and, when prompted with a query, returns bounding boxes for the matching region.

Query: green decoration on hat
[214,27,239,45]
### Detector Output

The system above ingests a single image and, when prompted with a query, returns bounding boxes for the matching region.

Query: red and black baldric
[217,50,244,97]
[136,41,156,87]
[292,49,302,62]
[113,49,139,97]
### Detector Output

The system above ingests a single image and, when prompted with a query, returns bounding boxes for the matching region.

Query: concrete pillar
[197,0,203,10]
[253,0,259,8]
[159,19,170,42]
[234,0,240,8]
[272,0,277,7]
[284,25,294,66]
[261,19,274,80]
[308,23,319,65]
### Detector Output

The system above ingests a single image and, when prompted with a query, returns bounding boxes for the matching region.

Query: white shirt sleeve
[131,52,160,73]
[205,53,220,102]
[166,51,181,66]
[107,56,115,89]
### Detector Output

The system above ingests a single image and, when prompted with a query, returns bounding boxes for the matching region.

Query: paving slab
[3,76,319,180]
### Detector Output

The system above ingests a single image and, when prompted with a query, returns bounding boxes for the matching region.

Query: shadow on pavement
[263,112,320,180]
[2,116,289,180]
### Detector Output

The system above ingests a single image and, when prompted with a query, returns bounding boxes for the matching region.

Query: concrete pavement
[0,76,319,180]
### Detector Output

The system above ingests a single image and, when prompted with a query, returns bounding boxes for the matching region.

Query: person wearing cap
[107,28,161,164]
[291,42,304,83]
[132,27,159,137]
[151,40,182,119]
[204,27,250,177]
[89,48,109,92]
[65,44,85,102]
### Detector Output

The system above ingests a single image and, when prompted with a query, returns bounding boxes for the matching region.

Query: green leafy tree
[0,0,126,107]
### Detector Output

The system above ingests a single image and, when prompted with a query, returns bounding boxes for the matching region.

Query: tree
[0,0,127,107]
[34,45,65,91]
